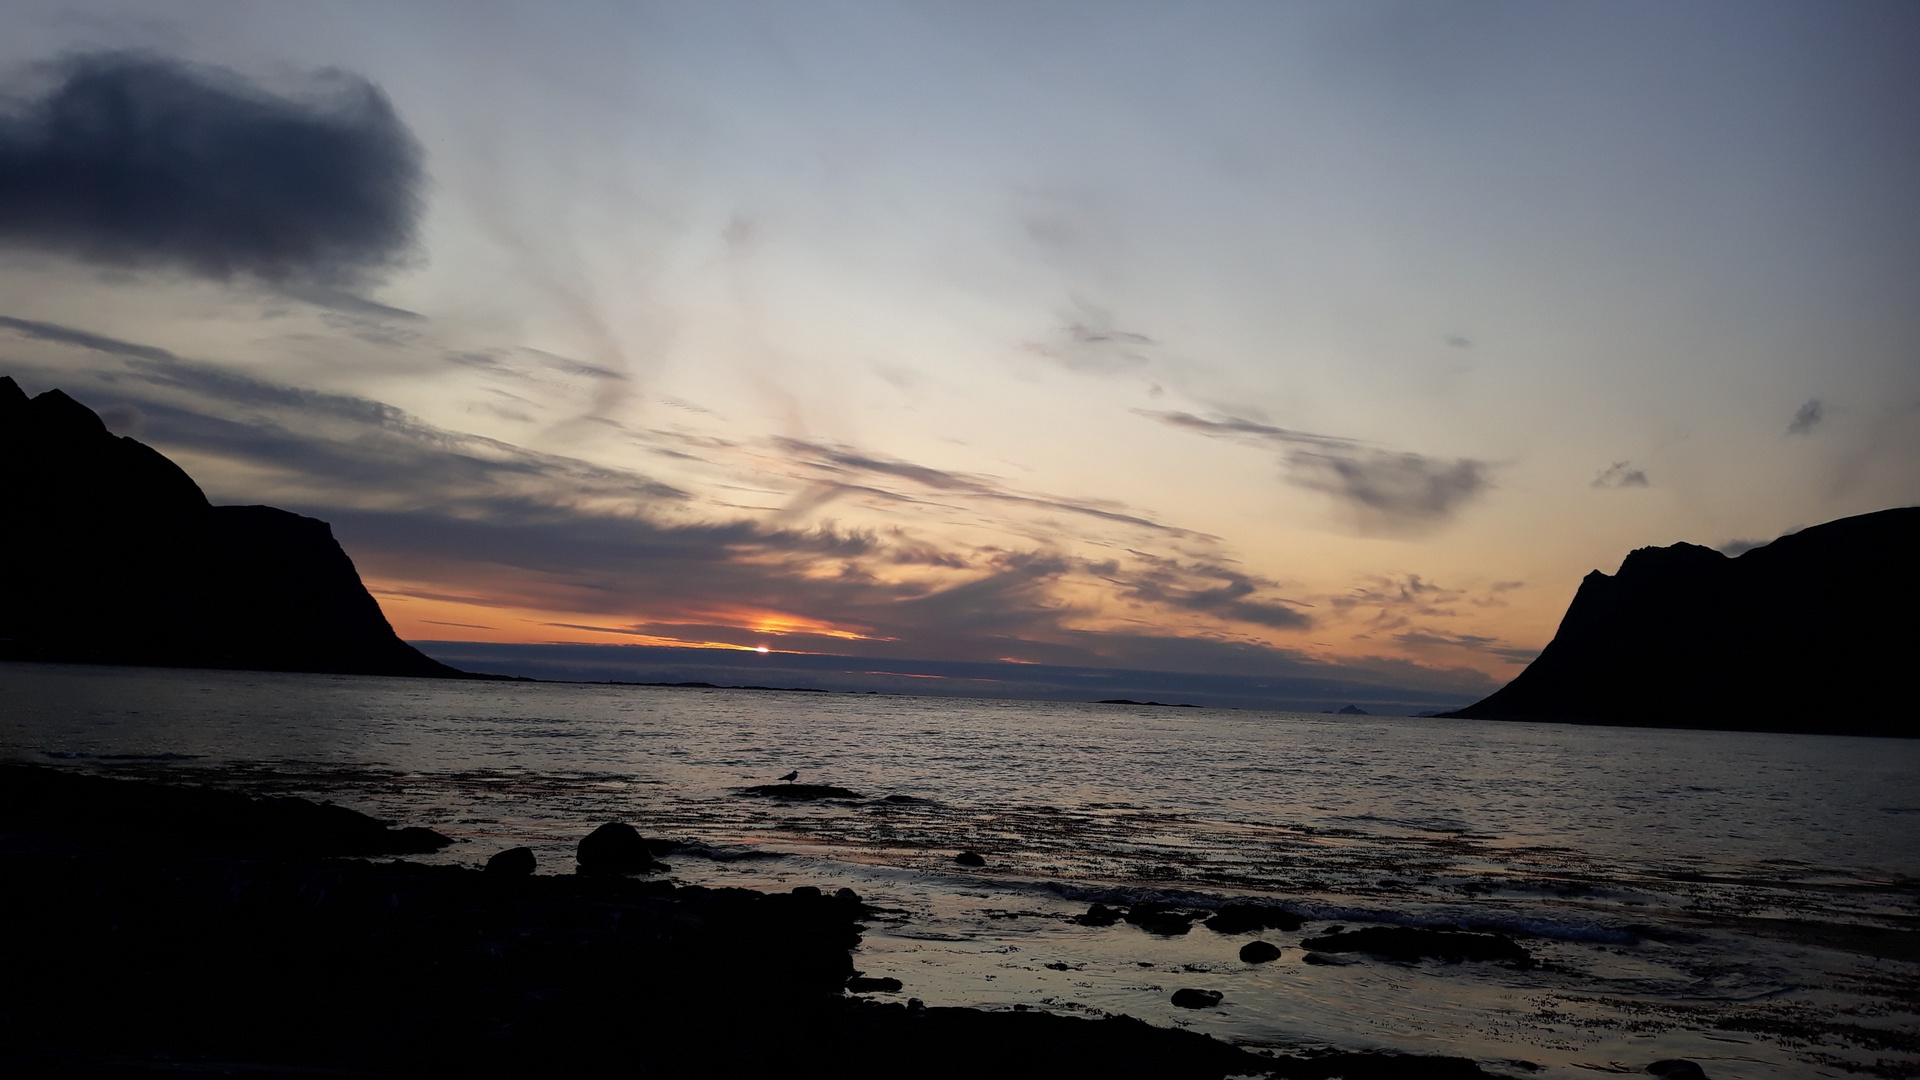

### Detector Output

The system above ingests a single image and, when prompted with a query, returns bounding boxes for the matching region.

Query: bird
[777,770,799,782]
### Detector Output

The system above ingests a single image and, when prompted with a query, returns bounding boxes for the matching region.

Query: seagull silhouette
[777,770,799,782]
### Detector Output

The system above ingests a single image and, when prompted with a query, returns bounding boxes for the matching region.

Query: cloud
[2,326,1501,699]
[1392,629,1539,665]
[1330,573,1463,625]
[1786,398,1824,435]
[0,313,181,364]
[1590,460,1649,489]
[1144,410,1492,535]
[773,436,1209,537]
[0,51,421,283]
[1114,554,1313,630]
[1028,299,1156,375]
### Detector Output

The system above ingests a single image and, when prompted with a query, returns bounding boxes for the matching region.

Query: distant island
[1443,506,1919,738]
[0,377,480,678]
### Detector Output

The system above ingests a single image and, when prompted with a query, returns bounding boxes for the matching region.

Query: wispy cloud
[1027,299,1157,375]
[773,437,1211,538]
[1591,460,1649,489]
[0,318,1506,695]
[1114,553,1311,630]
[1392,629,1539,665]
[1142,410,1493,535]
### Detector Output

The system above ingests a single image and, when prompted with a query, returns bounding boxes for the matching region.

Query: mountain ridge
[1443,506,1919,737]
[0,376,479,678]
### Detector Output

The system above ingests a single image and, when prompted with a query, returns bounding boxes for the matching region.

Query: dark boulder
[846,976,904,994]
[1299,926,1534,967]
[1204,902,1306,934]
[1648,1062,1708,1080]
[577,823,662,875]
[1073,903,1123,927]
[485,846,536,876]
[1238,941,1281,964]
[1124,902,1194,936]
[955,851,987,867]
[1170,988,1222,1009]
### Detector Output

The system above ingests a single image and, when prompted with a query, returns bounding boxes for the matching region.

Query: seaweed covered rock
[1239,941,1282,964]
[577,822,668,875]
[742,783,866,800]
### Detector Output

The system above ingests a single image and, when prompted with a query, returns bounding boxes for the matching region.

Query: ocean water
[3,660,1916,1078]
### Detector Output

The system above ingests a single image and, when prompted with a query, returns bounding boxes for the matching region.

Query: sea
[4,660,1916,1079]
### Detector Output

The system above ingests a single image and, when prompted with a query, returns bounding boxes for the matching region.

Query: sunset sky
[3,2,1916,707]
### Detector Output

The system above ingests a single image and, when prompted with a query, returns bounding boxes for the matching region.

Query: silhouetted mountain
[1444,507,1920,737]
[0,376,471,677]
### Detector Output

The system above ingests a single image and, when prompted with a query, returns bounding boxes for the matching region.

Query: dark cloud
[0,51,421,282]
[0,313,182,364]
[96,402,142,435]
[1146,410,1493,534]
[1590,460,1649,489]
[1786,398,1824,435]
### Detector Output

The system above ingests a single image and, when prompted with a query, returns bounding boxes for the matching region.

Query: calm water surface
[4,661,1916,1078]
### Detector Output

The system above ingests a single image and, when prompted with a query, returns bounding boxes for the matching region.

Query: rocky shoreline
[0,764,1509,1079]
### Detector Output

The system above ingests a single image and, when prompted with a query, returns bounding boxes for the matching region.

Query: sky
[2,1,1916,708]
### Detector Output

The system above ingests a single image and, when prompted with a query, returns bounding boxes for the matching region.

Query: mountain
[0,376,473,678]
[1443,507,1920,737]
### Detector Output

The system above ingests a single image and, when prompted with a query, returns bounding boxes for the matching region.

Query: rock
[847,976,903,993]
[834,887,861,904]
[1647,1062,1709,1080]
[1073,903,1123,927]
[1123,902,1193,936]
[1299,926,1534,967]
[484,846,535,876]
[392,826,456,853]
[1204,902,1306,934]
[955,851,986,867]
[1238,941,1281,963]
[576,822,660,875]
[791,886,822,899]
[1337,705,1369,715]
[1170,988,1223,1009]
[742,783,865,800]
